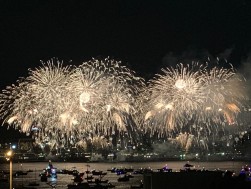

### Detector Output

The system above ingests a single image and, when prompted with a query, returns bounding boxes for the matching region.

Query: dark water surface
[0,160,249,189]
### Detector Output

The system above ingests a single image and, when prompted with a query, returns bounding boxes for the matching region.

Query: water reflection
[0,161,249,189]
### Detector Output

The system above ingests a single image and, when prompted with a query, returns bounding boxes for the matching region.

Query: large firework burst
[142,61,248,150]
[142,62,207,134]
[68,58,145,142]
[0,57,145,149]
[0,59,72,132]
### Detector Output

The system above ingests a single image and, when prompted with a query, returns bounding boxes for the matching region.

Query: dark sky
[1,0,251,141]
[1,0,251,85]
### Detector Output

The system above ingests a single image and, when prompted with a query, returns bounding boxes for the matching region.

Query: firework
[1,56,247,151]
[142,61,248,149]
[0,57,145,149]
[68,58,145,140]
[142,62,206,134]
[0,58,75,148]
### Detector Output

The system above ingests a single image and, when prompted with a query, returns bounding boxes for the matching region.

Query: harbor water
[0,160,250,189]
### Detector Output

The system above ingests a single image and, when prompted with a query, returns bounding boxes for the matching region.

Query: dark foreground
[144,170,251,189]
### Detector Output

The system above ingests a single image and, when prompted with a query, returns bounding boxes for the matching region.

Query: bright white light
[165,103,173,110]
[175,79,186,89]
[107,104,111,112]
[79,92,91,104]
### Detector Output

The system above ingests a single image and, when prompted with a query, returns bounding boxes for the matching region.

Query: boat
[57,169,69,174]
[40,173,48,182]
[39,167,57,178]
[239,164,251,181]
[180,162,196,172]
[106,182,115,188]
[133,167,153,174]
[14,170,28,177]
[92,170,107,176]
[116,168,127,175]
[68,182,90,189]
[68,182,112,189]
[118,174,130,182]
[68,165,113,189]
[73,174,84,183]
[68,167,79,176]
[157,164,172,172]
[39,160,57,181]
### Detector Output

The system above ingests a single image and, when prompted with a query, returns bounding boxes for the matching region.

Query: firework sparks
[0,57,144,149]
[142,61,248,149]
[142,62,207,134]
[68,58,145,140]
[0,57,248,151]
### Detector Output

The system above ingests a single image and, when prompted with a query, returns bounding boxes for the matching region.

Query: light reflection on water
[0,161,249,189]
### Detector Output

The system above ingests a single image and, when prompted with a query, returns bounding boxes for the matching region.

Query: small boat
[39,167,57,181]
[40,160,57,178]
[45,168,58,178]
[73,174,84,183]
[14,170,28,176]
[108,167,117,173]
[68,182,90,189]
[116,169,127,175]
[124,167,134,172]
[92,170,107,176]
[157,164,172,172]
[107,182,115,188]
[118,174,130,182]
[127,173,134,178]
[68,182,111,189]
[40,173,48,182]
[68,167,79,176]
[180,162,196,172]
[184,163,194,168]
[133,167,153,174]
[58,169,69,174]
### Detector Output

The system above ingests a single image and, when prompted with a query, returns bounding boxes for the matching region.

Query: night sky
[1,0,251,142]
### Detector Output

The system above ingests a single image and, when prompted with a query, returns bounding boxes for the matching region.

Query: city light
[5,150,13,189]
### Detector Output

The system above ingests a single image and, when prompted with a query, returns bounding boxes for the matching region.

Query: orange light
[6,150,13,157]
